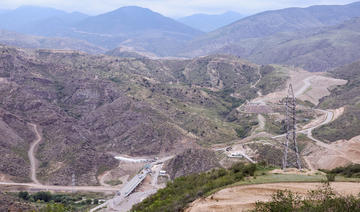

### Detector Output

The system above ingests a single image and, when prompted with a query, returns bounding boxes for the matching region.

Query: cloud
[0,0,357,17]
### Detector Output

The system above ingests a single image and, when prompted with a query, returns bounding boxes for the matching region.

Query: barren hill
[0,45,289,185]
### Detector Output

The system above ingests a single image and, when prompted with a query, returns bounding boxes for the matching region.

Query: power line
[282,84,302,169]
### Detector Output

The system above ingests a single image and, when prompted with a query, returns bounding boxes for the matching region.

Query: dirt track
[28,123,41,184]
[186,182,360,212]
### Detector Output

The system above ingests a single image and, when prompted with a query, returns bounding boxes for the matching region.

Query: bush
[18,191,30,200]
[326,173,336,182]
[33,191,53,202]
[328,164,360,178]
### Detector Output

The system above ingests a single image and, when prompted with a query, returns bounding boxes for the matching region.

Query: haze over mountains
[0,2,360,71]
[180,1,360,71]
[178,11,244,32]
[0,6,203,56]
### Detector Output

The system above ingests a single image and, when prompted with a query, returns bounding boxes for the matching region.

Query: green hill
[314,60,360,141]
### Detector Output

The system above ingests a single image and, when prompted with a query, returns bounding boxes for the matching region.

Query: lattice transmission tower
[282,84,302,169]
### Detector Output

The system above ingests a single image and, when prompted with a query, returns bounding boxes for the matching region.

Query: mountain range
[177,11,244,32]
[1,2,360,72]
[0,6,203,56]
[179,1,360,71]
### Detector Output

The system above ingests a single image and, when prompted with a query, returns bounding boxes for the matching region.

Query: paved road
[271,109,334,139]
[28,123,41,184]
[91,155,174,212]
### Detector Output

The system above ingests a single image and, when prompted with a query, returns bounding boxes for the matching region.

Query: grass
[256,65,289,95]
[104,179,123,186]
[232,174,326,186]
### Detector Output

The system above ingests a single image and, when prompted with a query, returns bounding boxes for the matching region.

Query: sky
[0,0,358,17]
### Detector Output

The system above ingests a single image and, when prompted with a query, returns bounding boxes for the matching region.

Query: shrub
[326,173,336,182]
[32,191,53,202]
[18,191,30,200]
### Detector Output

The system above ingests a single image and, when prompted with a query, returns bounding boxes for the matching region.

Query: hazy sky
[0,0,358,17]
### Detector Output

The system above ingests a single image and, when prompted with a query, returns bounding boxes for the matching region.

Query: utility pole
[72,173,76,192]
[282,84,302,169]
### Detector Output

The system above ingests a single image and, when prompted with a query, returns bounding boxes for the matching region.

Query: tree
[18,191,30,200]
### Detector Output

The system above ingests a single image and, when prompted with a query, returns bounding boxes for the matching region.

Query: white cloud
[0,0,358,17]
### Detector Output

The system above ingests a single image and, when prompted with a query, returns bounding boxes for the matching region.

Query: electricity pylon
[282,84,302,169]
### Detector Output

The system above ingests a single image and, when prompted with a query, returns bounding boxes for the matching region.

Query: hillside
[180,2,360,71]
[178,11,244,32]
[0,6,88,35]
[76,6,200,35]
[0,30,105,54]
[0,45,291,185]
[72,6,203,56]
[314,60,360,141]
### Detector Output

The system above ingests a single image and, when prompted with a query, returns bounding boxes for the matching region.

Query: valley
[0,1,360,211]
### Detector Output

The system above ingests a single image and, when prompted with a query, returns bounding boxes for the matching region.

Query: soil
[304,136,360,170]
[185,182,360,212]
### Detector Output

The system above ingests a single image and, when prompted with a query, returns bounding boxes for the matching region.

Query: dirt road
[0,181,119,193]
[28,123,41,184]
[186,182,360,212]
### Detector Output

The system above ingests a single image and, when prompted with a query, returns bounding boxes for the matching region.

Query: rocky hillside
[314,60,360,141]
[0,45,290,185]
[165,148,220,179]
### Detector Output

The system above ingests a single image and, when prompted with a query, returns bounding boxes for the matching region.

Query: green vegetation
[325,164,360,178]
[251,183,360,212]
[235,120,258,138]
[257,65,289,95]
[17,191,103,211]
[264,115,286,135]
[131,163,257,212]
[105,179,123,186]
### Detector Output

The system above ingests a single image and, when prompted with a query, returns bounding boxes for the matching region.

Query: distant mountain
[77,6,201,35]
[0,6,88,36]
[0,6,203,56]
[180,1,360,59]
[0,29,105,54]
[72,6,203,55]
[240,17,360,72]
[178,11,244,32]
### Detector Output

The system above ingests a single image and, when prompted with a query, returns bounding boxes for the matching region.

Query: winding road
[28,123,41,184]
